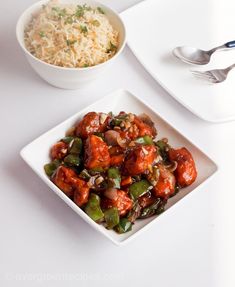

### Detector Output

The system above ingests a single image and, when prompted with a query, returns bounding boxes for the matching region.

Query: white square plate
[20,89,218,246]
[121,0,235,123]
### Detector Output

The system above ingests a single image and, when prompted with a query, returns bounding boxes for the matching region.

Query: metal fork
[191,63,235,83]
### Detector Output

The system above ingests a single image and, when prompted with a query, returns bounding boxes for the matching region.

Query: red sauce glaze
[118,115,156,141]
[133,116,157,138]
[84,135,110,169]
[118,129,139,141]
[138,192,156,208]
[52,166,90,206]
[121,176,132,187]
[125,145,157,176]
[73,178,90,207]
[52,166,77,198]
[47,111,198,230]
[50,141,68,160]
[108,146,124,156]
[101,190,133,216]
[168,147,197,187]
[75,112,110,139]
[110,154,125,166]
[153,164,176,199]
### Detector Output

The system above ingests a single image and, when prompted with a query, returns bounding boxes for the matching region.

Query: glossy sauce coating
[46,111,198,234]
[76,112,110,139]
[125,145,157,176]
[102,190,133,216]
[118,115,156,141]
[153,164,176,198]
[52,166,90,206]
[52,166,76,198]
[133,116,157,138]
[50,141,68,160]
[73,178,90,207]
[168,147,197,187]
[84,135,110,169]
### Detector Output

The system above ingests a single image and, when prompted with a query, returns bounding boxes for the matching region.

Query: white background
[0,0,234,286]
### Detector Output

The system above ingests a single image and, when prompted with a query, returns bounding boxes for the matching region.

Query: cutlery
[191,64,235,83]
[173,41,235,65]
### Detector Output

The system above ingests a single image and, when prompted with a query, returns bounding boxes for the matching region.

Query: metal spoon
[172,40,235,65]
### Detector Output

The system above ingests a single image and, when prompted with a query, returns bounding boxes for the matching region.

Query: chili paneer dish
[24,0,118,68]
[44,112,197,234]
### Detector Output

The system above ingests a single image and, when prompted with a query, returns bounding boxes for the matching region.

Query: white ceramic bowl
[16,0,126,89]
[20,89,218,246]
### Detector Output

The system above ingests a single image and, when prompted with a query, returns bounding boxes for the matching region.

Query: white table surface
[0,0,234,286]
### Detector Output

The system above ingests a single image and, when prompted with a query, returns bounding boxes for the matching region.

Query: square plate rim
[20,88,219,246]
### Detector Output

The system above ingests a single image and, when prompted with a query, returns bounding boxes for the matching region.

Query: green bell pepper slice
[44,159,61,177]
[155,139,169,162]
[64,154,80,167]
[139,198,161,219]
[135,135,153,145]
[111,114,128,126]
[140,198,166,219]
[85,193,104,222]
[61,136,74,144]
[79,169,91,180]
[115,218,132,233]
[89,167,105,176]
[69,138,82,154]
[104,207,120,229]
[108,167,121,188]
[129,180,151,200]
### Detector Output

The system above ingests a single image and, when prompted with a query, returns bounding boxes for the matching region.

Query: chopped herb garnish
[83,4,92,11]
[59,8,67,17]
[66,39,77,46]
[39,31,45,37]
[75,6,84,18]
[106,41,117,53]
[92,19,100,27]
[80,25,88,34]
[75,4,91,18]
[97,7,105,14]
[52,7,59,12]
[83,63,89,67]
[65,17,73,24]
[52,7,66,17]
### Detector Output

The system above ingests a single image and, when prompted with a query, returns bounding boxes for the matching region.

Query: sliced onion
[99,113,108,125]
[165,161,178,172]
[139,113,157,136]
[104,129,128,148]
[95,176,104,185]
[158,164,176,188]
[104,188,118,200]
[116,134,128,148]
[87,176,97,188]
[154,154,162,164]
[104,130,120,146]
[142,147,149,155]
[139,113,154,127]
